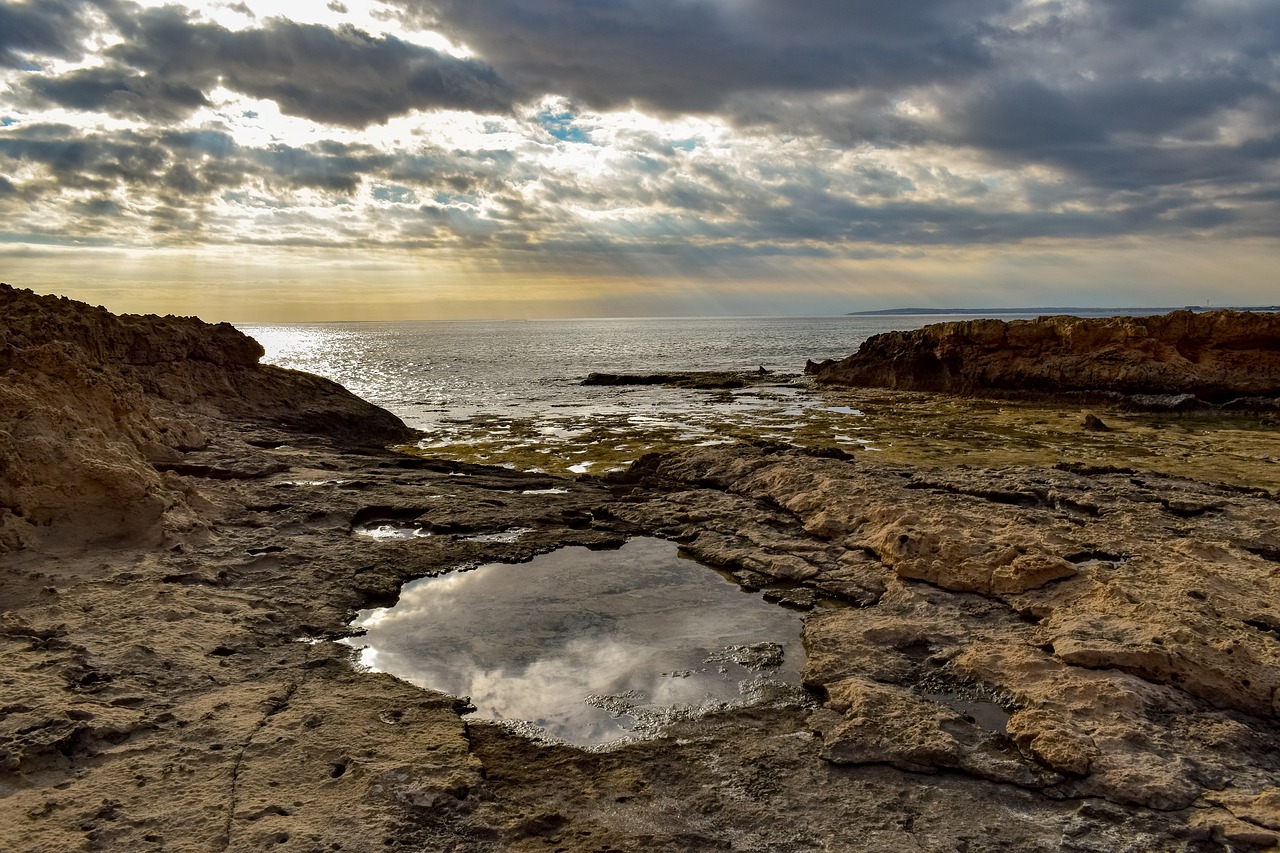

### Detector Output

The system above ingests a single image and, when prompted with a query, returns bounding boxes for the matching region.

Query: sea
[236,310,1170,475]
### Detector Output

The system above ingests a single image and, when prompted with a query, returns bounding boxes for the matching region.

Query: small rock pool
[341,537,807,747]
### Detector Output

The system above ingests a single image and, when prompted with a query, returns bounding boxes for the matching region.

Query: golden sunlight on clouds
[9,236,1277,323]
[1,0,1277,317]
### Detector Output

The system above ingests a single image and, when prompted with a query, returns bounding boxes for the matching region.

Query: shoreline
[5,285,1280,851]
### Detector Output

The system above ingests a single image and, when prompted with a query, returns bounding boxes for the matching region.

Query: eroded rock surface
[5,287,1280,851]
[807,310,1280,403]
[0,283,411,551]
[609,444,1280,847]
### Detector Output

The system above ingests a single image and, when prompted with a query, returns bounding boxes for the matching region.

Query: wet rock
[761,588,818,609]
[1081,412,1111,431]
[1123,392,1207,411]
[731,569,773,590]
[705,642,785,671]
[581,370,764,389]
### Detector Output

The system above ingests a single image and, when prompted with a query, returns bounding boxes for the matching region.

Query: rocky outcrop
[808,310,1280,402]
[0,284,413,551]
[7,289,1280,851]
[582,371,748,389]
[610,444,1280,836]
[581,370,792,390]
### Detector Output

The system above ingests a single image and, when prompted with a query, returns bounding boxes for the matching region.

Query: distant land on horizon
[848,306,1280,316]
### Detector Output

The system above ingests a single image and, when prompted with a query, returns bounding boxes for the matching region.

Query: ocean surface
[236,311,1146,474]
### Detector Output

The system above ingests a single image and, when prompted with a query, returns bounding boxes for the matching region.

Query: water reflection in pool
[342,537,806,747]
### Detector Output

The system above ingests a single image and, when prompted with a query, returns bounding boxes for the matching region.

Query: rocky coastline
[4,287,1280,852]
[581,370,786,390]
[806,310,1280,409]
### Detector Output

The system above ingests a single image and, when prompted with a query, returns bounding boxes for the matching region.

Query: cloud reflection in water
[343,537,805,746]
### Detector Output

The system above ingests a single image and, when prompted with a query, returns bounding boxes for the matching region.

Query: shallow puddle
[342,537,806,747]
[459,527,533,543]
[353,521,432,540]
[922,691,1012,734]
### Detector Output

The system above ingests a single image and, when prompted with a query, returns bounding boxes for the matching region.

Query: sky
[1,0,1278,320]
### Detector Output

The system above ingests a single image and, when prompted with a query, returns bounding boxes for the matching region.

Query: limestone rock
[809,309,1280,402]
[612,443,1280,818]
[7,289,1280,851]
[0,284,414,551]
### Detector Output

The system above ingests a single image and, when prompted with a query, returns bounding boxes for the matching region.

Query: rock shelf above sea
[3,285,1280,852]
[806,309,1280,407]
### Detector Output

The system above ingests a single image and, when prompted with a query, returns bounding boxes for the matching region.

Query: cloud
[1104,0,1191,29]
[6,100,1271,270]
[22,66,211,121]
[364,0,1280,216]
[0,0,103,69]
[2,0,1278,281]
[389,0,1004,113]
[15,5,514,126]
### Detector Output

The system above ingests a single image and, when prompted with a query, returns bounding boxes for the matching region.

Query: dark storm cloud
[949,69,1271,160]
[389,0,1008,112]
[378,0,1280,205]
[16,5,514,125]
[0,0,100,68]
[939,65,1278,197]
[1101,0,1191,29]
[0,124,456,201]
[0,124,330,197]
[23,66,211,121]
[0,123,169,191]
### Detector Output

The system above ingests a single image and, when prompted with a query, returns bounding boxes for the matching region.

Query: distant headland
[849,305,1280,316]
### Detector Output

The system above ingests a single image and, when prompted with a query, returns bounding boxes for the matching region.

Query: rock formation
[581,370,776,389]
[0,283,412,551]
[807,310,1280,403]
[5,286,1280,851]
[611,444,1280,834]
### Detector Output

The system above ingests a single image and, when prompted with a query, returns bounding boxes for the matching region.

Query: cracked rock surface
[609,445,1280,848]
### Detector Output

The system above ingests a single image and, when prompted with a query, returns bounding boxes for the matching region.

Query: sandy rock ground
[612,447,1280,848]
[5,287,1280,851]
[5,425,1280,851]
[1,425,628,853]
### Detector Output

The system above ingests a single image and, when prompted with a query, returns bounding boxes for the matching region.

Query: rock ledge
[0,283,413,551]
[807,310,1280,403]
